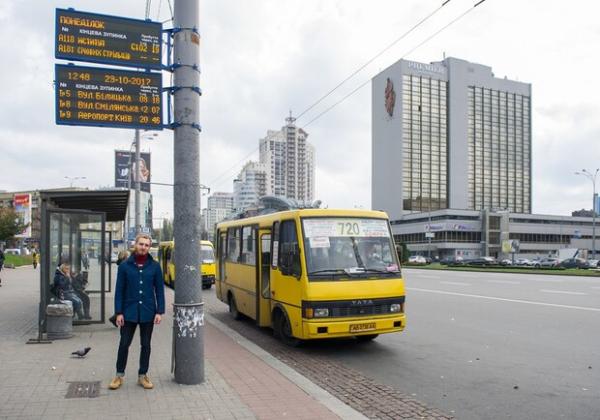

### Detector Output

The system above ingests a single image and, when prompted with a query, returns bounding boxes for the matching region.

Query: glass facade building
[372,57,532,221]
[401,75,448,212]
[467,87,531,213]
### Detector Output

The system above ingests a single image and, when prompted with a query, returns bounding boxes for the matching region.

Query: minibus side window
[279,220,301,277]
[227,228,241,262]
[272,222,279,268]
[241,226,256,265]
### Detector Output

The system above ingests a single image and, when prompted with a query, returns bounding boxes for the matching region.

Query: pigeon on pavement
[71,347,92,357]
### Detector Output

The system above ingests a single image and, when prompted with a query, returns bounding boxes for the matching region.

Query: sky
[1,0,599,223]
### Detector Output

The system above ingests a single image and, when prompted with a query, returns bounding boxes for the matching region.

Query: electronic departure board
[55,64,163,130]
[55,8,162,69]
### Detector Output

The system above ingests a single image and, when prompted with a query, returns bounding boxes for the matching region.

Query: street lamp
[64,176,86,187]
[575,168,599,259]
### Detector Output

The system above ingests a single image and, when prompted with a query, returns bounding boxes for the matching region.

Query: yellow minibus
[216,208,406,345]
[158,240,216,289]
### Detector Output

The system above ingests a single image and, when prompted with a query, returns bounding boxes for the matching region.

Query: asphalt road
[299,269,600,420]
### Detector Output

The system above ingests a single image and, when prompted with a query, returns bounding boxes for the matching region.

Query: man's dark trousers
[116,321,154,375]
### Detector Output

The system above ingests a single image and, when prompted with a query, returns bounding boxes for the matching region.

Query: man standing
[109,233,165,390]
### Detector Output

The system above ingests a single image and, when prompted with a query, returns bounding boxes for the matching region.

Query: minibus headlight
[314,308,329,318]
[390,303,401,313]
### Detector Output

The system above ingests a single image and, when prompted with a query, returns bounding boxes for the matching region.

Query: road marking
[486,279,521,285]
[439,281,470,286]
[521,277,564,283]
[540,289,588,296]
[417,274,441,279]
[407,287,600,312]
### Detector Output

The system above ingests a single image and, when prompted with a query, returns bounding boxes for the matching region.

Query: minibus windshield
[302,217,400,280]
[200,245,214,263]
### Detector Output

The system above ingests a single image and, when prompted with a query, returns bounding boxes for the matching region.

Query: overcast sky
[1,0,599,222]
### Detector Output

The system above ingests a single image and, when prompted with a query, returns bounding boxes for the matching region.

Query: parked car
[440,256,464,266]
[408,255,427,264]
[587,259,600,268]
[560,258,589,269]
[3,248,21,256]
[500,259,513,266]
[534,258,560,269]
[467,256,496,266]
[514,258,531,266]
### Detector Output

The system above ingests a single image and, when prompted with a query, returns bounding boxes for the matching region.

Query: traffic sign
[55,64,163,130]
[55,8,162,69]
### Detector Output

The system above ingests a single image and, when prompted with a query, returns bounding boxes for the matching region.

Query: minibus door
[256,231,271,327]
[216,231,227,300]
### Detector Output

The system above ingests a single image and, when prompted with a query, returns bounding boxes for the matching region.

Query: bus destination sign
[55,64,163,130]
[55,8,162,69]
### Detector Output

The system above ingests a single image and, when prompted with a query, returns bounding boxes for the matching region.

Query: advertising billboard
[55,64,163,130]
[501,239,520,254]
[14,194,32,238]
[115,150,151,193]
[55,8,162,69]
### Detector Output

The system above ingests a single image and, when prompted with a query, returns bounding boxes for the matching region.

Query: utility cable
[302,0,488,129]
[295,0,453,121]
[205,147,260,188]
[206,0,489,189]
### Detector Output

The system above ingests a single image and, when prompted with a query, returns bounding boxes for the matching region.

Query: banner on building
[14,194,32,238]
[501,239,520,253]
[115,150,151,193]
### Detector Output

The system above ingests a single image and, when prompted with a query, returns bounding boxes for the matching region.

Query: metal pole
[593,181,596,259]
[172,0,204,384]
[135,129,141,234]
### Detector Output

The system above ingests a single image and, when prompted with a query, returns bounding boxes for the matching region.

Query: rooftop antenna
[286,109,296,125]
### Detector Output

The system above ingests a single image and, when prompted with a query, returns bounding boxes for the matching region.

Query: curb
[206,313,368,420]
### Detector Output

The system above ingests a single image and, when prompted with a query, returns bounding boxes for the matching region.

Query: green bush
[3,254,33,267]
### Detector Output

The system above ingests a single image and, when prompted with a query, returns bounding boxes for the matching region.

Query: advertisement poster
[14,193,32,238]
[114,150,151,193]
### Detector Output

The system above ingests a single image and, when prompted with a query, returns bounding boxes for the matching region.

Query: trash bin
[46,303,73,340]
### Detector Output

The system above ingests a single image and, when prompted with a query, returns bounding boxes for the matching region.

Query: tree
[0,207,28,241]
[396,242,409,264]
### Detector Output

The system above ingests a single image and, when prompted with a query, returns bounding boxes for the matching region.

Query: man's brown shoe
[138,375,154,389]
[108,376,123,390]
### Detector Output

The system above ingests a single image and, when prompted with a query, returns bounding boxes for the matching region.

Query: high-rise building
[372,57,532,220]
[259,115,315,203]
[233,161,268,211]
[203,192,234,240]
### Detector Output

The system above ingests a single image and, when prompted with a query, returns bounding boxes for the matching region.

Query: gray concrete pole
[172,0,204,384]
[135,129,141,234]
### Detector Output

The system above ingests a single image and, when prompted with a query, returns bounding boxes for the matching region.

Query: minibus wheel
[274,311,301,347]
[356,334,379,342]
[228,293,242,320]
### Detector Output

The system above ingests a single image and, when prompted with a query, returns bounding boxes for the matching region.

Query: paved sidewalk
[0,267,361,420]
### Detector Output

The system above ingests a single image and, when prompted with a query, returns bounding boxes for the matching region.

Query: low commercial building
[392,209,598,260]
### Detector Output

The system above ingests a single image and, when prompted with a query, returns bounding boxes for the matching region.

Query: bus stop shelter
[32,190,129,342]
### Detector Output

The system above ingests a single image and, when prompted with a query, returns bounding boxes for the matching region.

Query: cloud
[1,0,599,222]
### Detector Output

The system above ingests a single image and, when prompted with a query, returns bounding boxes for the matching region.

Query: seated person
[53,263,85,320]
[71,270,91,320]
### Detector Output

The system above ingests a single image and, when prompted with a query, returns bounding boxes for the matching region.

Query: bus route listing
[55,64,163,130]
[55,8,162,69]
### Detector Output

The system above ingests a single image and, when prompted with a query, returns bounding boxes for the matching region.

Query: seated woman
[53,263,85,320]
[71,270,91,320]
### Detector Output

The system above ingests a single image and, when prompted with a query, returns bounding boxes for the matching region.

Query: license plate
[349,322,376,333]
